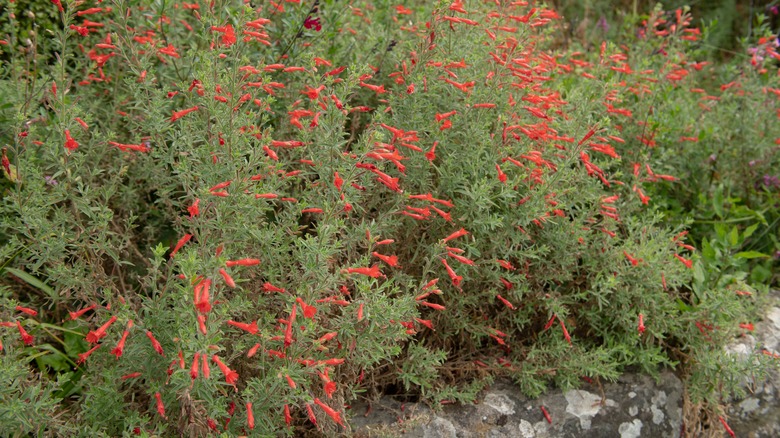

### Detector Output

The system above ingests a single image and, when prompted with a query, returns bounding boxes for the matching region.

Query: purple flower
[756,175,780,191]
[44,175,58,186]
[597,16,609,33]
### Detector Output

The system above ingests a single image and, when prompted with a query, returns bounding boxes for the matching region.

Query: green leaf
[712,188,724,218]
[742,223,759,239]
[729,226,739,247]
[676,299,693,312]
[701,238,716,261]
[751,265,772,283]
[34,345,72,372]
[693,261,705,286]
[733,251,769,259]
[3,267,57,299]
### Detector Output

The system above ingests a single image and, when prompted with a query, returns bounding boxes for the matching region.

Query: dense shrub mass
[0,0,778,436]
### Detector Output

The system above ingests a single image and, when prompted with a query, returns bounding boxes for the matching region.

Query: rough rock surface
[726,296,780,438]
[350,296,780,437]
[350,372,683,437]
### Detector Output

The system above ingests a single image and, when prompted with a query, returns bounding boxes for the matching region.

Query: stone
[518,419,535,438]
[618,419,642,438]
[483,393,515,416]
[350,372,683,437]
[564,390,608,430]
[726,291,780,437]
[424,417,457,438]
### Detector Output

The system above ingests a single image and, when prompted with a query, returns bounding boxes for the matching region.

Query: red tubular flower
[146,331,164,355]
[317,332,338,344]
[543,315,557,331]
[75,117,89,131]
[442,227,469,243]
[419,301,445,311]
[319,369,337,398]
[64,129,79,152]
[372,252,400,268]
[226,258,260,267]
[440,258,462,288]
[296,297,317,318]
[638,314,646,335]
[210,24,237,47]
[285,374,296,389]
[197,314,208,334]
[496,164,507,183]
[246,402,255,429]
[69,303,97,320]
[170,106,199,122]
[69,24,88,36]
[284,404,292,425]
[111,329,130,358]
[195,279,212,313]
[305,403,317,425]
[86,316,118,344]
[284,304,297,347]
[415,318,434,330]
[719,416,735,437]
[674,254,693,269]
[15,306,38,316]
[540,406,552,424]
[319,358,345,366]
[209,180,231,191]
[262,282,286,293]
[333,172,344,191]
[2,148,10,176]
[560,319,572,345]
[77,344,101,365]
[188,199,200,217]
[496,294,515,310]
[447,251,474,266]
[190,353,199,380]
[201,353,210,379]
[219,268,236,288]
[578,125,599,146]
[314,398,344,426]
[16,321,34,345]
[212,355,239,385]
[345,264,383,278]
[226,319,258,334]
[155,392,166,418]
[169,233,192,258]
[624,251,640,266]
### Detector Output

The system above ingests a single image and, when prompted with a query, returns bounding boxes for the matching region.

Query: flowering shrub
[0,0,775,436]
[564,6,780,289]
